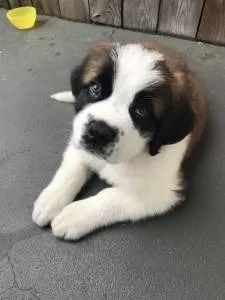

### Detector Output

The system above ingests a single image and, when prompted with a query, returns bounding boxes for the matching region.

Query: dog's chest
[98,154,152,189]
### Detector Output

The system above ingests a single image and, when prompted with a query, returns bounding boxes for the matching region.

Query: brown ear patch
[143,43,207,157]
[82,42,117,85]
[185,73,207,157]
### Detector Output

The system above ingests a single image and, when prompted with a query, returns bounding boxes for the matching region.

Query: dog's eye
[134,107,149,118]
[88,81,102,99]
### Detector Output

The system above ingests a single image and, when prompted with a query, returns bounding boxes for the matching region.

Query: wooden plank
[123,0,160,32]
[158,0,204,38]
[59,0,89,22]
[32,0,44,14]
[89,0,121,26]
[8,0,20,8]
[20,0,32,5]
[0,0,9,8]
[37,0,61,17]
[197,0,225,44]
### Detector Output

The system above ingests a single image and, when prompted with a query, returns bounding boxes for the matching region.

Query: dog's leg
[51,186,177,240]
[32,144,90,227]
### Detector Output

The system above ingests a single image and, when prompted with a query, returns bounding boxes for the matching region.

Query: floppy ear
[149,102,194,156]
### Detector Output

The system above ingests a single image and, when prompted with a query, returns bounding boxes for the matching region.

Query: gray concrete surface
[0,8,225,299]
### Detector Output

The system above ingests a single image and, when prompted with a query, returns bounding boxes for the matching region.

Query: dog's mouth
[80,137,117,160]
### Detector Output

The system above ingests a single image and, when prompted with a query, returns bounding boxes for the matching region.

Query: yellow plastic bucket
[6,7,36,30]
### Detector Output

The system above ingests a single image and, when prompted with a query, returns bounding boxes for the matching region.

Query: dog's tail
[50,91,75,103]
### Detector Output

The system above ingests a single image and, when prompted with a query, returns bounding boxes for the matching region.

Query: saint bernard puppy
[32,41,207,240]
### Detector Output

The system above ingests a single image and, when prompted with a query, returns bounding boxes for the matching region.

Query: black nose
[83,120,118,151]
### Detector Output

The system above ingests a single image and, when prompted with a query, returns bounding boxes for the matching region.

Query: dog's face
[70,43,194,163]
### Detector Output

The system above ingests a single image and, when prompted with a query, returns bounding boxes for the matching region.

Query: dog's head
[71,42,194,163]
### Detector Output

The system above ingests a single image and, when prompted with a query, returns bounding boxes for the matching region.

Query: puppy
[32,41,206,240]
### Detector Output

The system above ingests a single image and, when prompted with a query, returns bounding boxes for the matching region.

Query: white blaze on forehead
[113,44,164,102]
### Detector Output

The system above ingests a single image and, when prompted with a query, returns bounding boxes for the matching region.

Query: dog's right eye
[134,107,149,118]
[88,81,102,100]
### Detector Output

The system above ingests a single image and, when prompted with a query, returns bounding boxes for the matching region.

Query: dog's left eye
[134,107,149,118]
[88,81,102,99]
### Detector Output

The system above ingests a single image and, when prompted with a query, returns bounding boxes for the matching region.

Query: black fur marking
[129,90,157,138]
[129,82,172,137]
[129,84,194,156]
[149,103,194,156]
[120,130,124,136]
[70,54,114,113]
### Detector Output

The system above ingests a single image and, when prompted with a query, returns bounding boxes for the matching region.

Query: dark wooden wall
[2,0,225,45]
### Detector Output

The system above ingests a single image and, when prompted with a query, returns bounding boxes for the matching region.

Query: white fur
[52,137,189,240]
[114,45,164,100]
[51,91,75,103]
[32,145,90,226]
[33,44,190,240]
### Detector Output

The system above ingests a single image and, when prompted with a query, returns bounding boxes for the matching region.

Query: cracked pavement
[1,8,225,300]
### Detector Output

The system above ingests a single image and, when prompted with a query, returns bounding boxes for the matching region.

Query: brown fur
[142,40,207,157]
[82,42,115,85]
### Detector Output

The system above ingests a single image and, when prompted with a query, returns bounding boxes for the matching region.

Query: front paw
[32,187,67,227]
[51,200,95,240]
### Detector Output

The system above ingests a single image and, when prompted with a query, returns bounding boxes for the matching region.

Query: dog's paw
[51,200,95,240]
[32,188,67,227]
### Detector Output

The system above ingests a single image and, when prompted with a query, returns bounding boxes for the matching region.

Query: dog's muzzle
[81,120,118,156]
